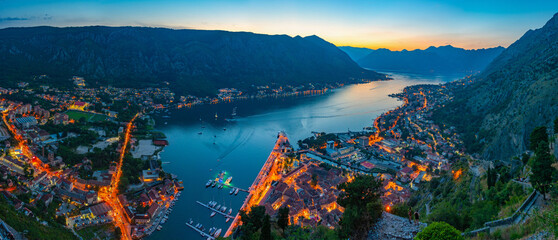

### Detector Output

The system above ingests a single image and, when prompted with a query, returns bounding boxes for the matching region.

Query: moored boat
[214,229,222,238]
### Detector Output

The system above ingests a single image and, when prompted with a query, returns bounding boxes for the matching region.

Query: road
[99,114,138,240]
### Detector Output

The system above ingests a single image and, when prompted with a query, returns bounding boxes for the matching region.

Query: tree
[415,222,464,240]
[529,126,548,150]
[277,207,289,233]
[337,175,383,240]
[259,214,272,240]
[239,206,266,238]
[521,153,530,165]
[311,173,318,187]
[486,167,497,188]
[554,117,558,134]
[531,141,554,200]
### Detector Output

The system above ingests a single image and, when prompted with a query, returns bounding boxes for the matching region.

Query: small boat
[206,180,212,187]
[216,205,221,210]
[234,188,239,195]
[214,229,222,238]
[195,223,200,228]
[226,218,230,223]
[225,176,233,185]
[221,206,227,212]
[210,212,216,217]
[189,219,193,225]
[157,225,162,231]
[198,132,203,135]
[228,209,232,215]
[218,184,223,189]
[211,181,217,187]
[215,113,218,119]
[223,128,226,131]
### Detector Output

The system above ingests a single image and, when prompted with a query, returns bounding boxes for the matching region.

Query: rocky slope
[0,26,386,96]
[340,45,504,74]
[438,13,558,161]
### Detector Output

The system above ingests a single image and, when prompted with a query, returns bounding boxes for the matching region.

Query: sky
[1,0,557,51]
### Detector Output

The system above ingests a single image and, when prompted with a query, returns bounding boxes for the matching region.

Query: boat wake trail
[214,129,255,168]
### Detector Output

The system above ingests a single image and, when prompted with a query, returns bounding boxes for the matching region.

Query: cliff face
[0,26,385,96]
[340,45,504,74]
[444,13,558,161]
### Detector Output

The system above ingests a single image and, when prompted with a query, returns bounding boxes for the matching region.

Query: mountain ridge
[0,26,386,96]
[436,12,558,161]
[339,45,505,74]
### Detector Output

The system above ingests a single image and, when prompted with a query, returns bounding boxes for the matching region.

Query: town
[221,78,477,237]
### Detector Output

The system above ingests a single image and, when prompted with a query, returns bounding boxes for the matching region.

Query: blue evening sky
[1,0,557,50]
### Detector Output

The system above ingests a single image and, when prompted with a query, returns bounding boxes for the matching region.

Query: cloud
[0,14,53,23]
[0,17,29,22]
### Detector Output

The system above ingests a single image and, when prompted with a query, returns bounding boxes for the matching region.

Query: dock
[185,221,215,240]
[207,180,249,193]
[196,201,235,219]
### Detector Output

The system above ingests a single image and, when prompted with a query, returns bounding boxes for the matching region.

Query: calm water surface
[147,72,462,239]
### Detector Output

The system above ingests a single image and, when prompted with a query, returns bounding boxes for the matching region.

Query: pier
[207,180,249,193]
[185,221,215,240]
[196,201,235,219]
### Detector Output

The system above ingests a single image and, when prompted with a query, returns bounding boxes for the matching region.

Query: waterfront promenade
[224,132,290,237]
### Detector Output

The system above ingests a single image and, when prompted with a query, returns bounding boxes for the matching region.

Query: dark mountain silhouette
[0,26,386,96]
[340,45,504,74]
[435,13,558,161]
